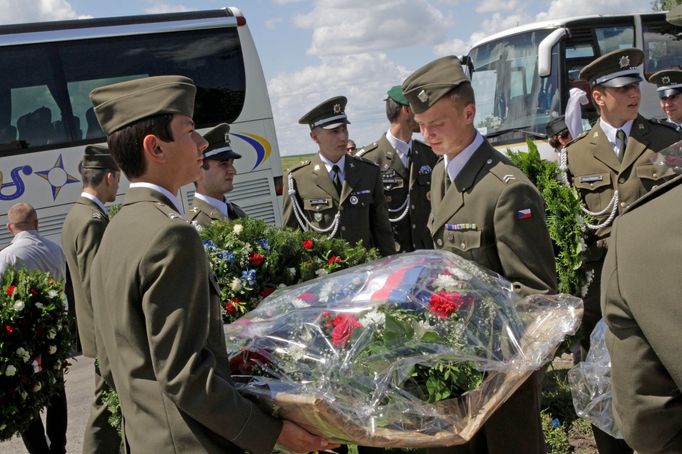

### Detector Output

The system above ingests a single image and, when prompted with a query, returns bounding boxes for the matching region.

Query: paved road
[0,355,94,454]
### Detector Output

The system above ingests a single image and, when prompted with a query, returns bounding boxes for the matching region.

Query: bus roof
[471,11,665,48]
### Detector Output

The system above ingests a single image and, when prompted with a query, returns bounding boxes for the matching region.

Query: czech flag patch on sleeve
[516,208,532,219]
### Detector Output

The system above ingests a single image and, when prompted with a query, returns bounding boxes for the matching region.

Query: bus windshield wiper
[484,128,547,139]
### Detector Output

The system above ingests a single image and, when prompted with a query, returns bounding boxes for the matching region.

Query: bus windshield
[469,29,558,143]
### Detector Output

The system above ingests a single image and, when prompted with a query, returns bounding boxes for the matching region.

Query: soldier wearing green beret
[283,96,395,256]
[88,75,336,454]
[648,69,682,131]
[601,174,682,453]
[563,48,681,454]
[61,144,121,453]
[356,85,438,253]
[186,123,247,227]
[402,55,556,454]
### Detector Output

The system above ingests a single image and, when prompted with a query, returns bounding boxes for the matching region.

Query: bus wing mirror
[538,28,567,77]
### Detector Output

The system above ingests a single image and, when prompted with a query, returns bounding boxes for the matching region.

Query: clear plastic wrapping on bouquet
[568,320,622,439]
[648,138,682,175]
[225,250,583,447]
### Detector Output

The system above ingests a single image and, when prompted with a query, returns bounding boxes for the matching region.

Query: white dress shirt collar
[319,153,346,182]
[128,182,184,215]
[444,131,484,183]
[194,193,229,218]
[600,118,634,158]
[386,129,411,168]
[80,192,107,214]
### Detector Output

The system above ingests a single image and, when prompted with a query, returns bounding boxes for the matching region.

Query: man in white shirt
[0,202,67,454]
[186,123,246,227]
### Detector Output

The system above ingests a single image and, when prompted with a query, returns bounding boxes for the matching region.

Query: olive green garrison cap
[402,56,470,114]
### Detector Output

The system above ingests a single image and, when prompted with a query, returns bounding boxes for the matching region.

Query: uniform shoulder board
[355,142,378,157]
[489,161,525,185]
[91,211,105,221]
[647,117,680,132]
[352,155,379,167]
[565,130,589,147]
[153,202,188,222]
[287,160,311,173]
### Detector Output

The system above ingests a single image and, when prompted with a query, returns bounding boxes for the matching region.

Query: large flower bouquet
[0,268,72,440]
[225,250,583,447]
[200,217,378,323]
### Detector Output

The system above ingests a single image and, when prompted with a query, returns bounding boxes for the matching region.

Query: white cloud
[145,1,192,14]
[294,0,453,56]
[273,0,306,4]
[536,0,651,21]
[433,38,470,56]
[269,53,413,155]
[0,0,85,24]
[265,17,284,29]
[476,0,520,14]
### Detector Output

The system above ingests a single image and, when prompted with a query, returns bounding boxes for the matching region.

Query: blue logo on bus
[0,154,80,202]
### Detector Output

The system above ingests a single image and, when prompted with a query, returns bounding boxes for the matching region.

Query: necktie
[616,129,627,161]
[405,147,411,169]
[331,164,342,195]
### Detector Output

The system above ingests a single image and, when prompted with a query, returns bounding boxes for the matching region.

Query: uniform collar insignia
[619,55,630,69]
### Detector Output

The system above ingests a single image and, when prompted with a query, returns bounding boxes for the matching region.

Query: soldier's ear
[142,134,165,163]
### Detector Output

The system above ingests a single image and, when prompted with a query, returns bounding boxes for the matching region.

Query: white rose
[48,290,58,298]
[13,300,25,311]
[35,302,43,309]
[5,365,17,376]
[16,347,30,362]
[233,224,243,235]
[47,329,56,340]
[32,382,41,392]
[49,345,57,355]
[230,277,242,292]
[287,267,297,278]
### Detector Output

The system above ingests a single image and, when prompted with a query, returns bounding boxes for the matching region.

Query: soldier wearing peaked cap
[356,85,438,253]
[283,96,395,257]
[564,48,681,453]
[403,55,556,454]
[88,75,335,454]
[186,123,247,227]
[648,69,682,130]
[62,144,121,453]
[545,115,573,152]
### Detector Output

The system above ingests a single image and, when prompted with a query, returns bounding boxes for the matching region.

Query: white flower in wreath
[13,300,25,311]
[48,290,59,299]
[0,424,5,431]
[316,268,329,277]
[286,343,308,362]
[447,266,471,281]
[16,347,30,363]
[32,382,42,392]
[233,224,243,235]
[434,273,458,289]
[47,329,56,340]
[35,302,44,309]
[49,345,57,355]
[20,390,27,400]
[287,267,297,278]
[5,365,17,376]
[230,277,242,292]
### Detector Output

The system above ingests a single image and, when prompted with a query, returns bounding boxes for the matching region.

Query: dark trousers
[426,371,546,454]
[20,380,67,454]
[83,364,122,454]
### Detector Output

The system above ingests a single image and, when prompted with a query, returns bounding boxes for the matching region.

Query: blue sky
[1,0,655,155]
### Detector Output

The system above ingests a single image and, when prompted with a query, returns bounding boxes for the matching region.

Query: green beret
[82,144,119,170]
[402,56,469,114]
[203,123,241,160]
[667,4,682,26]
[386,85,408,105]
[90,75,196,135]
[648,69,682,98]
[298,96,350,130]
[579,48,643,88]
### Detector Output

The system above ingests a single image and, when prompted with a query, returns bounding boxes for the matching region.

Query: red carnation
[302,239,314,249]
[225,298,239,315]
[428,290,469,318]
[6,285,16,296]
[248,252,265,267]
[5,324,13,335]
[259,287,275,298]
[330,313,362,348]
[327,256,343,265]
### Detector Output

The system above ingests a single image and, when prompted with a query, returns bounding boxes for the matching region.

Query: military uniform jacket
[357,136,437,252]
[185,195,246,228]
[566,115,681,245]
[282,153,395,256]
[90,188,281,454]
[61,197,108,358]
[428,140,556,297]
[601,175,682,453]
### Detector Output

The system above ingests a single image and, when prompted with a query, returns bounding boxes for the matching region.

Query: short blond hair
[7,202,37,230]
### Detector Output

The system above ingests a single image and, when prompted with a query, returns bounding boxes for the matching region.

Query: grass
[281,153,316,172]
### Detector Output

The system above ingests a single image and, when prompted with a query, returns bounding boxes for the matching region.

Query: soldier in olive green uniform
[186,123,247,227]
[403,55,556,454]
[647,69,682,131]
[602,174,682,453]
[356,85,438,252]
[564,48,681,454]
[283,96,395,257]
[88,76,335,454]
[61,145,121,453]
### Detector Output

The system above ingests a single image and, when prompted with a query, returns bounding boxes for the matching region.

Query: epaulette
[647,117,680,132]
[287,160,311,173]
[489,161,524,186]
[91,211,105,221]
[352,155,380,167]
[153,201,188,222]
[185,206,200,221]
[355,142,378,157]
[565,130,589,147]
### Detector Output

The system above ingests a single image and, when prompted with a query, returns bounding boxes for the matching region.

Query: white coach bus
[464,11,682,158]
[0,7,284,246]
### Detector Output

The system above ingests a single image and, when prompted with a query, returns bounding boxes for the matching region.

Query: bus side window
[17,106,54,147]
[85,108,103,140]
[52,115,82,143]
